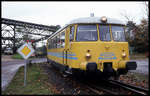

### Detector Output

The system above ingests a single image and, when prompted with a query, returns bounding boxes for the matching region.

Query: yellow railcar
[46,16,137,79]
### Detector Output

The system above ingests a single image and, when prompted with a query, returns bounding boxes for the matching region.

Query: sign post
[17,43,35,86]
[24,60,27,86]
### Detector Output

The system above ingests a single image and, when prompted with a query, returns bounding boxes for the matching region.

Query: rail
[108,80,149,95]
[85,82,119,95]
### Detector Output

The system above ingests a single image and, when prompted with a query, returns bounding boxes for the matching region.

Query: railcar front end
[46,16,137,79]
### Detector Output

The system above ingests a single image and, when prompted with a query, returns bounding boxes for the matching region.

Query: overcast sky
[2,1,148,47]
[2,1,148,27]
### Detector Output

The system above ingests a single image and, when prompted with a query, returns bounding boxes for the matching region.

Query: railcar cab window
[70,25,75,41]
[111,25,126,42]
[76,25,98,41]
[99,25,111,41]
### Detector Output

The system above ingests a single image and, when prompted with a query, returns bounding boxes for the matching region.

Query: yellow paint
[118,60,127,68]
[21,46,31,56]
[79,62,87,70]
[99,62,103,72]
[96,24,100,41]
[46,23,130,72]
[109,24,113,41]
[74,24,77,41]
[65,27,70,50]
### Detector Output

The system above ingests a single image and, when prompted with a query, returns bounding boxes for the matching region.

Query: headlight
[122,52,126,58]
[101,16,107,23]
[86,53,91,59]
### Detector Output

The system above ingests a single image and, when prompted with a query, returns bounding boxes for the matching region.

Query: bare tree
[143,1,149,19]
[120,2,149,23]
[120,10,136,22]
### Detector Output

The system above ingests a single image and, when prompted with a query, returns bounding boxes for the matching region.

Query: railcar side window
[76,25,98,41]
[50,39,52,49]
[56,34,61,48]
[55,37,57,48]
[53,38,56,48]
[48,39,51,49]
[111,26,126,42]
[70,26,75,41]
[51,39,54,48]
[60,31,65,48]
[50,40,52,48]
[99,25,111,41]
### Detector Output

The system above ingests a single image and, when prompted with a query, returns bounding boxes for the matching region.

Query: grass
[11,54,24,59]
[2,63,54,95]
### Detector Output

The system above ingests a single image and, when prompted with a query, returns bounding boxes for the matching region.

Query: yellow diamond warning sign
[21,46,31,56]
[17,43,35,59]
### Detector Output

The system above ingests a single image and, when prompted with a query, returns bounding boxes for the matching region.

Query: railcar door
[63,26,74,67]
[60,30,67,66]
[65,26,71,66]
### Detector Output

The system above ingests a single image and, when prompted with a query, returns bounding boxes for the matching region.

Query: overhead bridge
[1,18,60,53]
[2,18,57,32]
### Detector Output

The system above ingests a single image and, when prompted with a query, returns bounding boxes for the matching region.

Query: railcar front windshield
[111,25,126,42]
[99,25,111,41]
[76,24,126,42]
[76,24,98,41]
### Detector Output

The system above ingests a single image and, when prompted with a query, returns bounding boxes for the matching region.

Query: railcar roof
[67,16,125,25]
[47,16,125,40]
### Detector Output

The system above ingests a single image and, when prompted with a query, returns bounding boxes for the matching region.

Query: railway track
[44,63,149,95]
[108,80,149,95]
[80,78,149,95]
[84,82,119,95]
